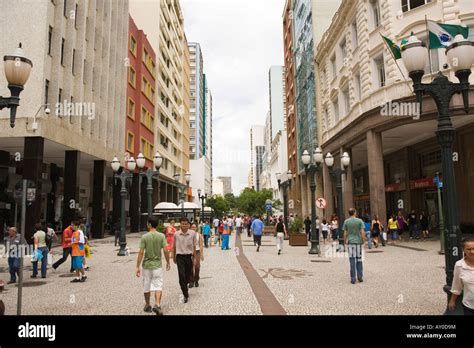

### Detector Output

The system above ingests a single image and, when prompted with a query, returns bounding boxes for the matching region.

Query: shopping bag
[31,249,43,262]
[382,232,387,242]
[85,244,91,258]
[47,253,53,265]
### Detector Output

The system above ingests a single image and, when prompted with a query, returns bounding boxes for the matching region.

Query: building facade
[316,0,474,231]
[249,125,265,190]
[0,0,129,239]
[217,176,232,196]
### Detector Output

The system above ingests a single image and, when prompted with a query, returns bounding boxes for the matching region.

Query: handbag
[47,253,53,265]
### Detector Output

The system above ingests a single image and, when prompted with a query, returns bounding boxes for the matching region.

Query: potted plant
[289,217,308,246]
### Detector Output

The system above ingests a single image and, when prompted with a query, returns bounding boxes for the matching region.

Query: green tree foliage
[206,196,230,219]
[236,188,273,216]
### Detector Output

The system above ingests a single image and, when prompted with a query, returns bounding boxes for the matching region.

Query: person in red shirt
[52,222,76,272]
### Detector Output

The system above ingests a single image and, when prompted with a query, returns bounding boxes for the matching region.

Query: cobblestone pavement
[0,232,261,315]
[0,231,447,315]
[241,233,447,315]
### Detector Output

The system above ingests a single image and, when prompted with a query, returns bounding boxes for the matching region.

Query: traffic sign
[316,198,327,209]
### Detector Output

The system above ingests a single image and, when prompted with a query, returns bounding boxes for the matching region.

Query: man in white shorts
[136,216,170,315]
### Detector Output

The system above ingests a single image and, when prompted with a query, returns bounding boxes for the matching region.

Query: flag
[427,20,469,49]
[381,35,401,60]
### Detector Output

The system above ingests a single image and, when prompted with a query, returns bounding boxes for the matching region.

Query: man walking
[342,208,366,284]
[235,215,243,235]
[5,227,24,284]
[173,218,196,303]
[202,220,211,248]
[251,215,264,252]
[213,217,220,235]
[136,216,170,315]
[221,217,231,250]
[52,222,74,272]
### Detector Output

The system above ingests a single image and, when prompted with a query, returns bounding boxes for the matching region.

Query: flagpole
[425,15,434,81]
[379,33,414,94]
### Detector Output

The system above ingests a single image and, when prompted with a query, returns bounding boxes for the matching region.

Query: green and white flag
[427,20,469,49]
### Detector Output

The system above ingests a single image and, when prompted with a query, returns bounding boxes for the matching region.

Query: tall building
[250,126,265,190]
[0,0,129,239]
[129,0,191,204]
[213,178,224,197]
[217,176,232,196]
[269,66,287,136]
[316,0,474,231]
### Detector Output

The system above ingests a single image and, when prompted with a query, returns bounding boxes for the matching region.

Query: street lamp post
[277,170,293,232]
[136,152,163,228]
[301,148,324,255]
[174,172,191,218]
[401,34,474,313]
[0,44,33,128]
[324,152,351,251]
[198,189,207,223]
[111,156,136,256]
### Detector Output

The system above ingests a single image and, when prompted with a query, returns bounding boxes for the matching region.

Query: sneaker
[188,283,194,288]
[195,281,199,288]
[278,250,281,255]
[30,275,37,279]
[70,278,81,283]
[358,278,363,283]
[152,305,162,315]
[257,246,260,252]
[351,279,356,284]
[80,276,87,282]
[143,305,152,313]
[84,266,90,271]
[7,280,16,284]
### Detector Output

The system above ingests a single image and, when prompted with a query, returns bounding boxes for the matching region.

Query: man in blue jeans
[342,208,366,284]
[250,216,264,252]
[6,227,24,284]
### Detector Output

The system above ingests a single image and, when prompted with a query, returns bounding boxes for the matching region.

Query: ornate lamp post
[136,152,162,228]
[111,156,136,256]
[324,151,351,250]
[301,148,324,255]
[197,189,208,223]
[401,33,474,313]
[277,170,292,231]
[174,172,191,218]
[0,44,33,128]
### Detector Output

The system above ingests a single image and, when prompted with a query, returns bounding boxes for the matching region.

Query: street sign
[316,198,327,209]
[265,199,273,211]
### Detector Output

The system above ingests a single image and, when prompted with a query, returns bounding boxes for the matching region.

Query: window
[375,56,386,87]
[402,0,432,12]
[342,87,350,115]
[330,55,336,79]
[61,38,65,65]
[141,76,154,104]
[58,88,62,104]
[143,47,156,77]
[333,98,339,123]
[370,0,381,29]
[127,131,134,152]
[140,137,154,160]
[127,98,135,119]
[44,79,49,105]
[130,34,137,56]
[354,73,361,101]
[140,106,154,130]
[128,66,136,88]
[48,26,53,55]
[340,39,347,64]
[352,20,358,49]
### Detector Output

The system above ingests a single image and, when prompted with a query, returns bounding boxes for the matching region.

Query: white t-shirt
[321,223,329,232]
[236,217,242,227]
[331,220,338,229]
[213,218,219,227]
[451,259,474,309]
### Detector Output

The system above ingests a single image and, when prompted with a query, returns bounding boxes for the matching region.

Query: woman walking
[274,217,287,255]
[330,215,339,243]
[371,215,383,247]
[165,220,177,259]
[321,219,329,244]
[388,214,398,245]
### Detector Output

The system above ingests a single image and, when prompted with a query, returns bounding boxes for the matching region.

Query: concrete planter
[289,233,308,246]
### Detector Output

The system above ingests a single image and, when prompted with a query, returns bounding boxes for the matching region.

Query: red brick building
[126,15,156,169]
[283,0,302,217]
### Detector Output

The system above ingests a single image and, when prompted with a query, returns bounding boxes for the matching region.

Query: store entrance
[424,190,441,235]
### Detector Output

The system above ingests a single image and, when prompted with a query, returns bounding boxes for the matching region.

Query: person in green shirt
[136,216,170,315]
[342,208,366,284]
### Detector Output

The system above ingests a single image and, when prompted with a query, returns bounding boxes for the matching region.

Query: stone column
[92,160,105,238]
[23,137,44,242]
[63,150,80,228]
[367,130,387,225]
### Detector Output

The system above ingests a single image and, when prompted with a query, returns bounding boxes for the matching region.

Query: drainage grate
[16,281,48,287]
[310,260,331,263]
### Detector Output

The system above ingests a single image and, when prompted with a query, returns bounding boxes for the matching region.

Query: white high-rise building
[250,125,265,191]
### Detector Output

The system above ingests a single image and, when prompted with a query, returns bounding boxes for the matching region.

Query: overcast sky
[181,0,286,195]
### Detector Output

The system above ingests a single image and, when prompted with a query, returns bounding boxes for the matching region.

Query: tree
[236,188,273,216]
[206,196,230,219]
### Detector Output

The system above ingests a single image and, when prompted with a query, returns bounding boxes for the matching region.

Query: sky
[181,0,286,195]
